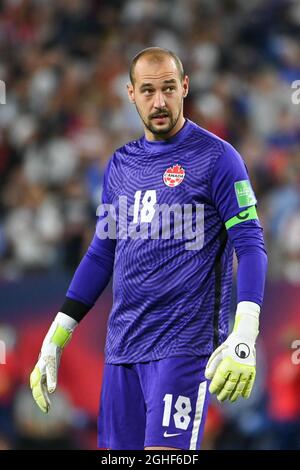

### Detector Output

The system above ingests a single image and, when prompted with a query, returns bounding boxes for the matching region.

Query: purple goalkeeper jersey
[96,119,258,363]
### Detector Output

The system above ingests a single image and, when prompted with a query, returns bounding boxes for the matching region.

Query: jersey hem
[104,348,212,365]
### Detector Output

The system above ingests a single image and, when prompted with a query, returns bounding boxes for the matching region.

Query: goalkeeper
[30,47,267,450]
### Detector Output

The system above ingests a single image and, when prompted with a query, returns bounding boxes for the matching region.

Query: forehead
[134,55,180,84]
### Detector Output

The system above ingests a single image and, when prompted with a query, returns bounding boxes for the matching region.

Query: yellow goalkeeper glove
[205,301,260,403]
[30,312,78,413]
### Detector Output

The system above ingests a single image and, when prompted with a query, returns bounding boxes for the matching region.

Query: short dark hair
[129,47,184,84]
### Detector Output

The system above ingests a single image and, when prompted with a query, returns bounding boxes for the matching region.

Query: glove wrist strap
[42,312,78,350]
[234,301,260,342]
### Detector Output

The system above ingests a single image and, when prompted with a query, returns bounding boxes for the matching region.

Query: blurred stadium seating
[0,0,299,449]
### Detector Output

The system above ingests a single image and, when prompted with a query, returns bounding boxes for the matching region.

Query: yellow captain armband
[225,206,258,230]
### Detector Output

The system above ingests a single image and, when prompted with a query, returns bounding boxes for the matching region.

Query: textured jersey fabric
[67,119,266,363]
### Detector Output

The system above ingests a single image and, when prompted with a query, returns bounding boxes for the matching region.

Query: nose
[153,91,166,109]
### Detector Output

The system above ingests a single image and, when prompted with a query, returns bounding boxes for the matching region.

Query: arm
[205,219,267,402]
[30,156,116,413]
[30,234,115,413]
[205,142,268,402]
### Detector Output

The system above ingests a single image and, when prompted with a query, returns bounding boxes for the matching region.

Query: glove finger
[45,355,58,393]
[205,345,225,379]
[30,365,42,390]
[217,371,240,402]
[209,362,230,395]
[209,356,234,396]
[40,373,51,410]
[30,367,51,413]
[242,369,256,399]
[229,375,248,402]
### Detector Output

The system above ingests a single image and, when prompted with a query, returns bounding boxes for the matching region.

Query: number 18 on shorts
[98,355,210,450]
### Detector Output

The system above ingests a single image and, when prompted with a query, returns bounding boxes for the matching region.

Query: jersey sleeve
[211,142,257,224]
[210,142,267,307]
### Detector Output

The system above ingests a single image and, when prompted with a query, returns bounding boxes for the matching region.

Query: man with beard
[30,47,267,450]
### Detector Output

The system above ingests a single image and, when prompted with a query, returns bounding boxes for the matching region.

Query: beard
[136,103,182,137]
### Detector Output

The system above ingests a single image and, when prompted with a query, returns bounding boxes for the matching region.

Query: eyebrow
[139,79,177,90]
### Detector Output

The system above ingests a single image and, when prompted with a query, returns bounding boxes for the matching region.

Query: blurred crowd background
[0,0,300,450]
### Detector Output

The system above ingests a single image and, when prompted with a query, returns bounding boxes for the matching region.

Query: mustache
[149,109,170,119]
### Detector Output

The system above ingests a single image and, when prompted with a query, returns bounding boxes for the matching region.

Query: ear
[182,75,189,98]
[127,83,135,104]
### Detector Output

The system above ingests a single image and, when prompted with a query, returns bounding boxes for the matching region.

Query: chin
[153,124,169,132]
[151,123,174,135]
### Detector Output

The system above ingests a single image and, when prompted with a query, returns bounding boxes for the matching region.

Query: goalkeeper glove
[30,312,78,413]
[205,301,260,403]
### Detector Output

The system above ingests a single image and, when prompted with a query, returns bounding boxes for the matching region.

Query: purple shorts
[98,355,210,450]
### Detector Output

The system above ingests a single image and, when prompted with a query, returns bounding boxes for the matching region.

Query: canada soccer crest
[163,164,185,187]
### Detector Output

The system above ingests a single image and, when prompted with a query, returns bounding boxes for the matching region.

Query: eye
[164,86,176,93]
[143,89,154,95]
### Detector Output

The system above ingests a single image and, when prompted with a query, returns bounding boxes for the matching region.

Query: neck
[145,114,186,141]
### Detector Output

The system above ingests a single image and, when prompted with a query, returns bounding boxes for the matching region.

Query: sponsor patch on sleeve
[234,180,257,208]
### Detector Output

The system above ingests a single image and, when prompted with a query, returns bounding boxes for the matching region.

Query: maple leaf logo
[163,164,185,187]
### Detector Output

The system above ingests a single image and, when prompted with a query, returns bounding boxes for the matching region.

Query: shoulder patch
[234,180,256,208]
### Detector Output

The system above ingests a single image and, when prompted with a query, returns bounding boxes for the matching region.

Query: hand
[205,332,256,402]
[205,301,259,403]
[30,312,77,413]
